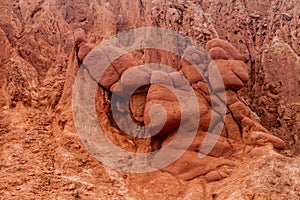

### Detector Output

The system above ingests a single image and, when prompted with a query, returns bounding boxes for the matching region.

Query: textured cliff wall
[0,0,299,199]
[200,0,300,154]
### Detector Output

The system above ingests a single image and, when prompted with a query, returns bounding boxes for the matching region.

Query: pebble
[250,13,260,18]
[69,183,76,190]
[282,13,293,21]
[87,185,94,190]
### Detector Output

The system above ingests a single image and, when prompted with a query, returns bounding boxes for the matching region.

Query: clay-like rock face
[76,30,285,181]
[199,0,300,155]
[0,0,299,199]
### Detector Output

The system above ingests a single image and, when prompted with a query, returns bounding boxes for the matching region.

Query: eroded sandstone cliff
[0,0,299,199]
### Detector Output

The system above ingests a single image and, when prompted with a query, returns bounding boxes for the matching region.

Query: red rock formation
[0,0,299,199]
[75,29,286,182]
[199,0,300,155]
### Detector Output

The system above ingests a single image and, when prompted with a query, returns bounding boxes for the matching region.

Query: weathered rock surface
[199,0,300,155]
[77,27,286,182]
[0,0,299,199]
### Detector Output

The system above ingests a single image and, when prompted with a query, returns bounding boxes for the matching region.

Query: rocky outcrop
[0,0,299,199]
[75,29,286,182]
[199,0,300,155]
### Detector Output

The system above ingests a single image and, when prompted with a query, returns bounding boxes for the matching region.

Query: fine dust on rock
[0,103,56,198]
